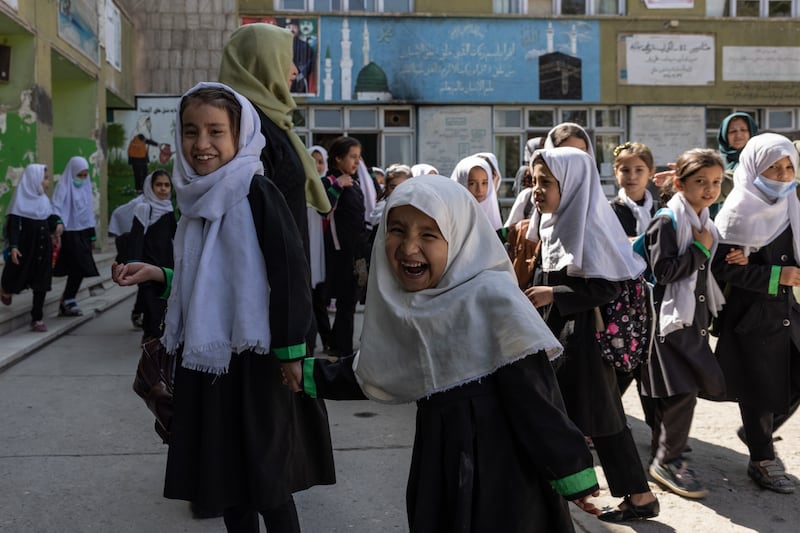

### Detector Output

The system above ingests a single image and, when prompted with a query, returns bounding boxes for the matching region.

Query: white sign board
[620,34,714,86]
[723,47,800,82]
[104,1,122,71]
[629,106,706,166]
[417,106,492,176]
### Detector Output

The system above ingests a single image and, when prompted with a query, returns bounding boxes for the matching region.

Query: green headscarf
[219,23,330,213]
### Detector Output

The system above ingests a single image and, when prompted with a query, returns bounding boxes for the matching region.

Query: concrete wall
[117,0,239,94]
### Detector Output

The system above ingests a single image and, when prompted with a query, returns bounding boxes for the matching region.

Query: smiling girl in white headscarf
[1,164,62,331]
[52,156,99,316]
[160,82,334,531]
[713,132,800,495]
[292,175,603,531]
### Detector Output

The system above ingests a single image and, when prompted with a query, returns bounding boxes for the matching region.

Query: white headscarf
[617,188,654,235]
[308,145,328,178]
[450,156,503,230]
[307,145,329,287]
[108,194,144,237]
[658,192,725,336]
[474,152,502,191]
[526,147,646,281]
[163,82,269,375]
[358,160,377,224]
[544,122,596,160]
[716,133,800,259]
[8,164,54,221]
[411,163,438,177]
[133,171,174,233]
[354,175,562,404]
[52,156,94,231]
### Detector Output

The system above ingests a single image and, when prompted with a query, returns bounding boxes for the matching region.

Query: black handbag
[132,337,175,443]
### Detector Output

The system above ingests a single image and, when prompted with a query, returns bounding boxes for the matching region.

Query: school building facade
[236,0,800,192]
[0,0,138,233]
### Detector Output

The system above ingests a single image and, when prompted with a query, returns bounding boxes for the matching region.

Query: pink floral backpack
[594,276,652,372]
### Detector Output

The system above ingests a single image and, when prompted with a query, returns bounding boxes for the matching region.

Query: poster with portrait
[240,17,319,97]
[57,0,100,64]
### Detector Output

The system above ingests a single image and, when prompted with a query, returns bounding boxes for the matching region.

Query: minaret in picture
[546,22,554,53]
[362,21,370,66]
[340,18,353,101]
[323,46,333,101]
[570,24,578,55]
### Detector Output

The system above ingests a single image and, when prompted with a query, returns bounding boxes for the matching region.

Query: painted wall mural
[241,16,601,104]
[58,0,100,64]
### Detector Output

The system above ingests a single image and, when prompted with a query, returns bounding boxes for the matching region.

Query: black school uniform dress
[712,227,800,459]
[2,214,60,293]
[53,227,99,278]
[534,266,651,497]
[303,353,598,533]
[163,176,336,512]
[127,212,177,339]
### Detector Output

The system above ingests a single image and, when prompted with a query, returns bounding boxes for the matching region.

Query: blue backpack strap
[631,207,675,258]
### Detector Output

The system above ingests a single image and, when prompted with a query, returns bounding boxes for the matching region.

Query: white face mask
[753,175,797,200]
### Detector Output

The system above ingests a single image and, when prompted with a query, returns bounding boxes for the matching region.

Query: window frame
[728,0,799,16]
[493,0,528,14]
[275,0,414,11]
[553,0,625,15]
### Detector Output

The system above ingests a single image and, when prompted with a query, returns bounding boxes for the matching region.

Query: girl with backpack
[640,148,731,500]
[524,147,659,523]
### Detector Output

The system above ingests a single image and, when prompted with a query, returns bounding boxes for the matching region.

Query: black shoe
[131,311,144,329]
[59,301,83,317]
[748,459,796,494]
[598,496,660,523]
[190,501,224,519]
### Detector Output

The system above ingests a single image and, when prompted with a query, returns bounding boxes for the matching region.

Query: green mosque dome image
[355,61,390,94]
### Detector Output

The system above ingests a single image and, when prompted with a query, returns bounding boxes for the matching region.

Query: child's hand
[780,266,800,287]
[653,163,676,187]
[524,286,554,308]
[725,248,748,265]
[112,262,164,285]
[280,361,303,392]
[9,248,21,265]
[571,490,601,516]
[692,227,713,251]
[336,175,354,188]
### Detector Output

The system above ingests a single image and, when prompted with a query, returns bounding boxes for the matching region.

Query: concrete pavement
[1,298,799,532]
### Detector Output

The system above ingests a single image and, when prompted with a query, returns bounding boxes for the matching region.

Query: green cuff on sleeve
[160,267,173,299]
[549,467,598,497]
[302,358,317,398]
[769,265,782,296]
[498,227,509,243]
[692,240,711,258]
[274,342,307,361]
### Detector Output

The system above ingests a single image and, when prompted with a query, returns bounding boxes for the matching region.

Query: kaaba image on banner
[539,51,582,100]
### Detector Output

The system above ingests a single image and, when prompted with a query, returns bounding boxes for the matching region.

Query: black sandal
[598,495,659,523]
